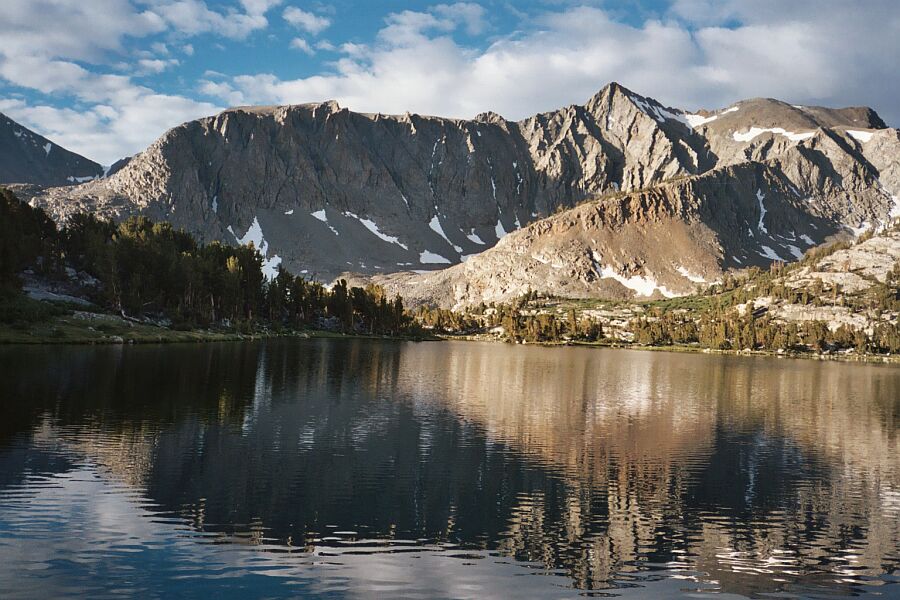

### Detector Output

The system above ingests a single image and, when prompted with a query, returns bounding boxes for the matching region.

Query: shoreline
[3,316,895,365]
[0,313,438,346]
[438,334,900,365]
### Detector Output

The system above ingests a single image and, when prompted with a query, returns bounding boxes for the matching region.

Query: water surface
[1,340,899,598]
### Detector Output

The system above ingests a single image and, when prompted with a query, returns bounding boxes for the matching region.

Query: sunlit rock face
[21,83,899,291]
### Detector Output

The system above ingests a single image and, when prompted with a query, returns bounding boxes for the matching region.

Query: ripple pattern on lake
[0,340,898,598]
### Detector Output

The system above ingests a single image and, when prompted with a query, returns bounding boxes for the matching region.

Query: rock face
[0,113,103,186]
[735,228,900,334]
[22,83,900,298]
[354,163,839,308]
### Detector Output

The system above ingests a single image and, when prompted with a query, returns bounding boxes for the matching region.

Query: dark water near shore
[0,339,899,599]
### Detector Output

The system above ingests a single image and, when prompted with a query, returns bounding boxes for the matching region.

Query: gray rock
[0,113,103,186]
[19,83,900,302]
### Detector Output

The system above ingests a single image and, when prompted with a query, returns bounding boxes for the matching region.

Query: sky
[0,0,898,165]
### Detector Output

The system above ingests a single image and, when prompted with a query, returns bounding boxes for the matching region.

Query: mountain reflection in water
[0,339,898,598]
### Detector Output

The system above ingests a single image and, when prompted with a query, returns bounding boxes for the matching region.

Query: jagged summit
[19,83,899,301]
[702,97,886,131]
[0,112,103,186]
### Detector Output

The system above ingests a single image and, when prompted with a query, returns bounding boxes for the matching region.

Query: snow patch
[890,195,900,222]
[684,113,717,128]
[428,214,461,253]
[236,217,267,254]
[262,255,282,281]
[756,189,768,234]
[211,195,218,213]
[631,95,688,128]
[800,234,815,246]
[848,222,871,236]
[232,217,282,281]
[43,142,51,156]
[786,244,804,259]
[847,130,874,142]
[419,250,451,264]
[733,127,814,143]
[311,210,339,236]
[66,175,96,183]
[466,229,485,245]
[676,266,707,283]
[284,209,294,215]
[758,245,783,261]
[600,265,677,298]
[494,219,508,240]
[347,212,408,250]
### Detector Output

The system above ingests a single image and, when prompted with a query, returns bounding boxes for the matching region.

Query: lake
[0,339,898,599]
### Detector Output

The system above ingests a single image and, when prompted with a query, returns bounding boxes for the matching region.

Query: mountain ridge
[0,113,104,186]
[16,82,899,304]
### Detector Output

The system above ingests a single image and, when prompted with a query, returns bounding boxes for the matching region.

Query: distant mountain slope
[21,83,899,285]
[352,162,845,308]
[0,113,103,186]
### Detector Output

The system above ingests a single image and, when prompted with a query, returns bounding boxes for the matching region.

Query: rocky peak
[474,111,506,124]
[22,83,898,290]
[0,112,103,186]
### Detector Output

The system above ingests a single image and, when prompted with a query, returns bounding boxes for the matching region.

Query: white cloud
[433,2,487,36]
[283,6,330,35]
[0,93,219,165]
[137,58,180,74]
[3,0,899,166]
[202,2,900,126]
[240,0,282,15]
[151,42,170,55]
[0,0,236,163]
[289,38,315,55]
[0,0,165,62]
[144,0,271,39]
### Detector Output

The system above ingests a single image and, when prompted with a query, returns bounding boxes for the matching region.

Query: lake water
[1,339,899,599]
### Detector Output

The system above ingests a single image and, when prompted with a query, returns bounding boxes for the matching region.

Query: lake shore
[4,311,895,365]
[439,333,900,365]
[0,309,438,345]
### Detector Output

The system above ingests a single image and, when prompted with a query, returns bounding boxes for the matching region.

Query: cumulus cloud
[143,0,273,40]
[3,0,899,165]
[202,1,900,126]
[432,2,487,35]
[240,0,283,15]
[0,0,273,162]
[0,93,219,166]
[137,58,180,74]
[289,38,315,55]
[283,6,331,35]
[0,0,165,62]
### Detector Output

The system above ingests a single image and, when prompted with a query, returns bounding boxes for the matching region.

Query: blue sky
[1,0,897,164]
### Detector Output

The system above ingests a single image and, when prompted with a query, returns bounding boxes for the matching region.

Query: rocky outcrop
[20,83,900,291]
[354,163,841,308]
[0,113,103,186]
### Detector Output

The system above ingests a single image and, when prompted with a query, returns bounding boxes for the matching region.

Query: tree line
[0,188,414,335]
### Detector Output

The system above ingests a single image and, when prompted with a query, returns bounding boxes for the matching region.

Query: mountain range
[4,82,898,306]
